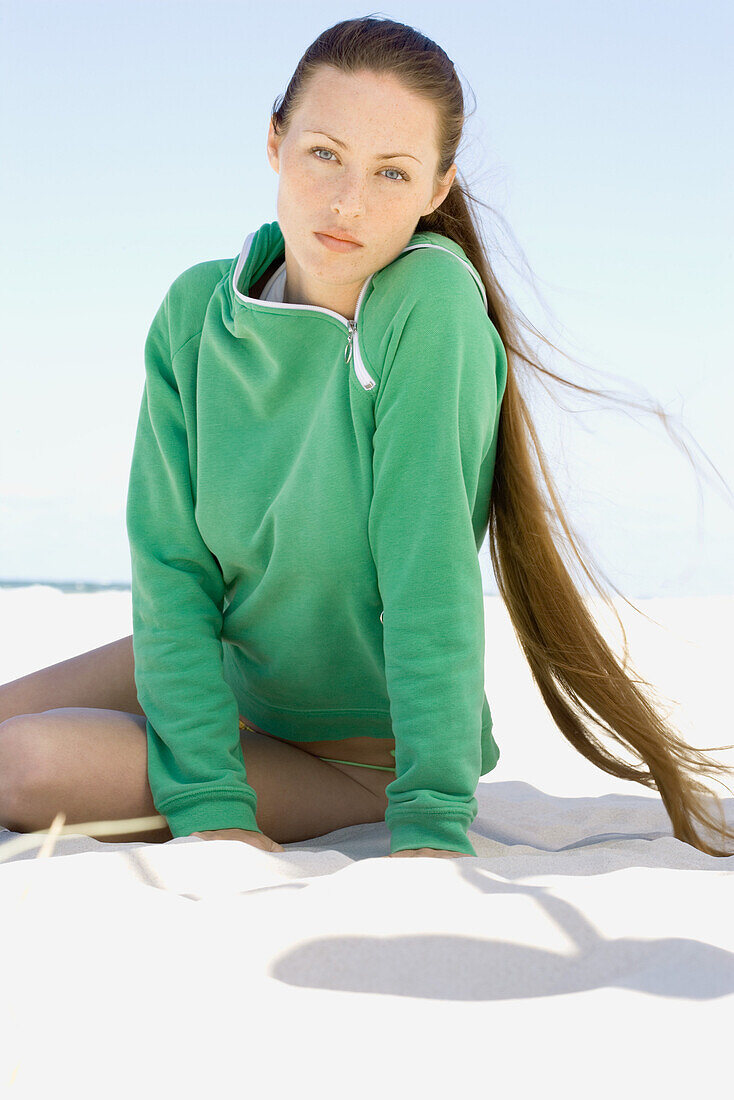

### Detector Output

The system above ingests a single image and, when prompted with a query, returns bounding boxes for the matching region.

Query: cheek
[281,164,326,202]
[377,188,423,222]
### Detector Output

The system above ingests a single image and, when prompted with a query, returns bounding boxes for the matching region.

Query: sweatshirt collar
[222,219,484,338]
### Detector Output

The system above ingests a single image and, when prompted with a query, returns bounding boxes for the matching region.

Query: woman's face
[265,66,457,320]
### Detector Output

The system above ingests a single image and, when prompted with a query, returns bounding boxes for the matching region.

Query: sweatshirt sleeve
[367,254,503,856]
[125,288,261,839]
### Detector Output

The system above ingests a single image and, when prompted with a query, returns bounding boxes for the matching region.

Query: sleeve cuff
[158,791,260,839]
[388,816,477,856]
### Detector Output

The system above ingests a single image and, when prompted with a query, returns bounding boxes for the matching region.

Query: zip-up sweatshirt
[126,219,508,855]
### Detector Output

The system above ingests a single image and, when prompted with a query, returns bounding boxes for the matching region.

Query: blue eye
[309,147,408,182]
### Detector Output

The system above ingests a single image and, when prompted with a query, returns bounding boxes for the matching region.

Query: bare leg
[0,635,143,724]
[0,708,171,842]
[0,708,387,846]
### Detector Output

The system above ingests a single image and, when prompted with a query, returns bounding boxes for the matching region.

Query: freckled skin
[265,66,457,322]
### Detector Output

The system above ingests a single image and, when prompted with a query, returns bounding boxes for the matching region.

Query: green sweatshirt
[126,219,508,855]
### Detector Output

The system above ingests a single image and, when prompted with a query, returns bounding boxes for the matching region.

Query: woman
[1,16,732,860]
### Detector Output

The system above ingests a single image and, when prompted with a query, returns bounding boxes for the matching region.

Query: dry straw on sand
[0,811,169,870]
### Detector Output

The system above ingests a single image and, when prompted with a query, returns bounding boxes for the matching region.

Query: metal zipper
[231,234,487,393]
[344,319,356,363]
[344,312,375,391]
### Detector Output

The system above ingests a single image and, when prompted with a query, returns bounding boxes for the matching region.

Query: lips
[314,232,363,254]
[318,230,362,245]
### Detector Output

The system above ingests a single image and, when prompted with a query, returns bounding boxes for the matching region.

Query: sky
[1,0,732,596]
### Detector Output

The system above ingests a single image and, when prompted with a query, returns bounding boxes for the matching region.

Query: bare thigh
[0,635,143,725]
[0,707,389,846]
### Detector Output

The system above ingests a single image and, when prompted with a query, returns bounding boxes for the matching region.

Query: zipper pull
[344,319,356,364]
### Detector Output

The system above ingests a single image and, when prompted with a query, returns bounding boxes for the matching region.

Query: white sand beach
[1,588,732,1096]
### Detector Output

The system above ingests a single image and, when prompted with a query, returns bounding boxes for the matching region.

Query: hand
[389,848,468,859]
[191,829,285,852]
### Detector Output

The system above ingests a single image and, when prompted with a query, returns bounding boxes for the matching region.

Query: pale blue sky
[1,0,732,595]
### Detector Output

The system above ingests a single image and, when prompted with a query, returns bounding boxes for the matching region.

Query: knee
[0,713,50,828]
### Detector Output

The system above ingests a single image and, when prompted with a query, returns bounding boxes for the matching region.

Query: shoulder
[360,238,500,388]
[165,257,234,355]
[364,239,491,355]
[372,238,486,312]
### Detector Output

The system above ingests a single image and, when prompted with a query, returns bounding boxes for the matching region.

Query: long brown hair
[270,15,734,856]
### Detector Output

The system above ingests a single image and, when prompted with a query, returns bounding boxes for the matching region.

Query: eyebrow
[303,129,423,164]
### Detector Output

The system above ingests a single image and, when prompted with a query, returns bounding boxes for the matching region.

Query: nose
[331,174,367,219]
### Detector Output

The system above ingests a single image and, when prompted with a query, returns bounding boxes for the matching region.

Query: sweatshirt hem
[226,666,498,754]
[225,677,395,742]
